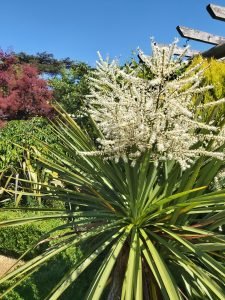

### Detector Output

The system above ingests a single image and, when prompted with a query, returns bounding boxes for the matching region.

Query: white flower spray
[84,40,225,170]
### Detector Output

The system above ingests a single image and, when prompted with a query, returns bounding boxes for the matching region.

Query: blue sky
[1,0,225,66]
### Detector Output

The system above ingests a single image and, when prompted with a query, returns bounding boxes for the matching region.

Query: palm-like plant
[1,41,225,300]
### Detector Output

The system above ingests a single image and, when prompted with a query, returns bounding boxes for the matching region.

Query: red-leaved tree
[0,51,53,126]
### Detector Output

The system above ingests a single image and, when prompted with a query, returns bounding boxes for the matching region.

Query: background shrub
[0,211,82,299]
[0,211,64,258]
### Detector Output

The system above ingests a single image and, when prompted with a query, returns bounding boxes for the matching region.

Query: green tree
[49,63,90,115]
[16,52,77,76]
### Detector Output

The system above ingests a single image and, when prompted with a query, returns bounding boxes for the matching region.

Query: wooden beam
[176,26,225,45]
[157,44,199,57]
[207,4,225,22]
[202,42,225,59]
[173,47,199,57]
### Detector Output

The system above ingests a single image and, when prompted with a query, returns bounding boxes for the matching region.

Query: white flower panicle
[212,169,225,190]
[85,40,225,169]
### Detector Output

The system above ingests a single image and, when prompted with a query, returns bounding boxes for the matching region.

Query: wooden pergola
[176,3,225,59]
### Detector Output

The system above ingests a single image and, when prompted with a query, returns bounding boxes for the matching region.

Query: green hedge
[0,211,64,258]
[0,249,82,300]
[0,211,83,299]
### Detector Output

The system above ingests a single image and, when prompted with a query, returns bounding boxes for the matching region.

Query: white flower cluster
[212,169,225,191]
[85,40,225,169]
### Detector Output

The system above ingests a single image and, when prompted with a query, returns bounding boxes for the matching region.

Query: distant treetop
[15,51,81,75]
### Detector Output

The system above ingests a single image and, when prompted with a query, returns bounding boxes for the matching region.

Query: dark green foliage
[0,250,82,300]
[2,278,39,300]
[0,288,23,300]
[15,52,77,76]
[59,250,107,300]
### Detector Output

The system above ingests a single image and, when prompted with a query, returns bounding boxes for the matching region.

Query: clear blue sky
[1,0,225,66]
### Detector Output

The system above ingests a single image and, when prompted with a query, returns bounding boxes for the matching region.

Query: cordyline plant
[1,41,225,299]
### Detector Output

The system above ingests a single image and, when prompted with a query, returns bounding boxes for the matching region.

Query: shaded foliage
[0,211,81,300]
